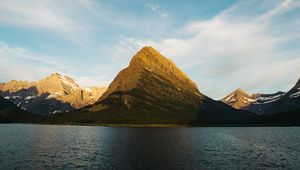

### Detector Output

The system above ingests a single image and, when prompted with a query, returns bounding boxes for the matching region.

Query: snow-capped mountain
[222,77,300,115]
[0,73,107,115]
[221,88,285,115]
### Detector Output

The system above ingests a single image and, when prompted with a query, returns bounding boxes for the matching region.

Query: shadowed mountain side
[0,87,73,115]
[197,98,256,125]
[24,93,256,125]
[0,95,17,109]
[264,77,300,114]
[0,96,42,123]
[257,109,300,125]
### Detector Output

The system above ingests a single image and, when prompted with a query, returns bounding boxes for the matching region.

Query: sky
[0,0,300,99]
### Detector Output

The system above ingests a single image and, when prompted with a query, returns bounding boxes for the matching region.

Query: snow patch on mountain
[223,93,235,102]
[25,96,36,100]
[289,87,300,98]
[84,88,92,92]
[58,74,79,91]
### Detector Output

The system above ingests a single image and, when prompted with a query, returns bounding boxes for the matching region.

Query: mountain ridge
[3,46,299,125]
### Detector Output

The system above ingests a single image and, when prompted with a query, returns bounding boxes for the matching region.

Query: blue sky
[0,0,299,99]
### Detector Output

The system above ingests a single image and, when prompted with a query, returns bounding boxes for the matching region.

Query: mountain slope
[222,89,285,115]
[76,46,255,125]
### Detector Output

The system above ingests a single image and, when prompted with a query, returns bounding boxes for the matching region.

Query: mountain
[0,73,107,115]
[265,77,300,114]
[36,73,106,109]
[221,88,285,115]
[71,46,255,125]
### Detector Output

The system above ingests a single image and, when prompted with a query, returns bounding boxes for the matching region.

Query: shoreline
[0,122,299,128]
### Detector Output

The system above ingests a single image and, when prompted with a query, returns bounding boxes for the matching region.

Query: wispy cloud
[110,0,300,99]
[0,0,95,46]
[0,42,73,80]
[0,41,113,88]
[0,0,174,46]
[146,2,169,18]
[258,0,300,21]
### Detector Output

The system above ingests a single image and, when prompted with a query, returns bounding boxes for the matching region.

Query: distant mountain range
[221,78,300,115]
[0,46,299,126]
[0,73,106,115]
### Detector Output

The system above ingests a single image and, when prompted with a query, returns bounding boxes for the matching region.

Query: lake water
[0,124,299,169]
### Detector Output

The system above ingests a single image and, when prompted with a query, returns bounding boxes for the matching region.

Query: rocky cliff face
[85,46,254,125]
[0,73,106,115]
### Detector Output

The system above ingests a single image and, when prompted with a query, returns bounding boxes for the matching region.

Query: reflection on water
[0,124,299,169]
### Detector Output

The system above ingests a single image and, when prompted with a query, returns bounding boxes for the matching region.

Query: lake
[0,124,299,169]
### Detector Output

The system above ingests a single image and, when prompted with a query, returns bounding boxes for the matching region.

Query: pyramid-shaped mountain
[81,46,254,125]
[222,88,256,109]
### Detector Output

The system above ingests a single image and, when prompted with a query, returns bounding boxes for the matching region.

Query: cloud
[109,0,300,99]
